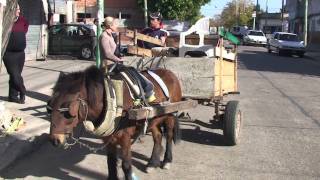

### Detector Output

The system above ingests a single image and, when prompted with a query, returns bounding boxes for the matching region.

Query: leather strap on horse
[84,78,123,137]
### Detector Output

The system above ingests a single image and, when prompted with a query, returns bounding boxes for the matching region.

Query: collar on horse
[83,76,123,137]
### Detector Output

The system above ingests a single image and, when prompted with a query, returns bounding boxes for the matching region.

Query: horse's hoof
[145,166,156,173]
[162,162,171,170]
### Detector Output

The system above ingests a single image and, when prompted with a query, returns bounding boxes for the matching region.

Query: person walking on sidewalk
[3,4,29,104]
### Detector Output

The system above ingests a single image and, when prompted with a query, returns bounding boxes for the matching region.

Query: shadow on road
[239,49,320,77]
[26,90,51,102]
[0,138,107,180]
[181,123,225,146]
[0,96,8,101]
[0,126,154,179]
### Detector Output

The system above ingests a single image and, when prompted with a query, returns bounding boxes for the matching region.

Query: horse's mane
[53,66,105,106]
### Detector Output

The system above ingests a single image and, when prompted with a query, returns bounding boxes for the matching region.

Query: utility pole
[253,11,256,30]
[236,0,239,26]
[304,0,308,46]
[0,0,4,61]
[265,0,268,29]
[53,0,55,13]
[281,0,284,31]
[144,0,148,28]
[96,0,104,67]
[85,0,87,23]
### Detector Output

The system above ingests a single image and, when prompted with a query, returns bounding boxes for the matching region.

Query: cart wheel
[223,101,242,146]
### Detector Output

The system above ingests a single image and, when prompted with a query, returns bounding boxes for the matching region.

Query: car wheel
[278,48,282,56]
[298,53,305,58]
[267,46,271,53]
[80,45,93,59]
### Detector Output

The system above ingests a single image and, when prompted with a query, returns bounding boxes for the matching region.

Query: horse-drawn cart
[123,35,242,145]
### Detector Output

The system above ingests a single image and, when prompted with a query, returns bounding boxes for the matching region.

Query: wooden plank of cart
[123,28,242,146]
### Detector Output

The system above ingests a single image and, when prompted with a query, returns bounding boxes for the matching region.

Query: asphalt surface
[1,46,320,180]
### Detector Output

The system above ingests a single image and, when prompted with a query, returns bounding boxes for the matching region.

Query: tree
[137,0,210,23]
[219,0,255,28]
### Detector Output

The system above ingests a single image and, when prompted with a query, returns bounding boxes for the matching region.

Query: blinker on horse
[47,65,182,180]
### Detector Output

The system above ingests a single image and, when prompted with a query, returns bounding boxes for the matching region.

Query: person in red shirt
[3,4,29,104]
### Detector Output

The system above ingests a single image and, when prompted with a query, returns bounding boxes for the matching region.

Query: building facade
[19,0,48,60]
[258,13,288,34]
[17,0,145,60]
[286,0,320,44]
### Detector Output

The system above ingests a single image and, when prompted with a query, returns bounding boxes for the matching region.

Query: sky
[201,0,284,18]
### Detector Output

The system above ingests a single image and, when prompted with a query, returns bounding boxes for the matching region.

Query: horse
[47,65,182,180]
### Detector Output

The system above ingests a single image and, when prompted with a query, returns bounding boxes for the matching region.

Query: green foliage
[137,0,210,23]
[219,0,255,28]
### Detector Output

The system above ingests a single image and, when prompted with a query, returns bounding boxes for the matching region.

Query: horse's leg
[163,115,175,170]
[146,118,163,173]
[120,131,134,180]
[107,144,118,180]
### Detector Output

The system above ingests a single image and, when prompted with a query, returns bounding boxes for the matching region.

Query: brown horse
[47,65,182,180]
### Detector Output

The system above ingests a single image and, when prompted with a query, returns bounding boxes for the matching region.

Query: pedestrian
[3,4,29,104]
[139,12,168,49]
[99,16,155,102]
[92,18,98,35]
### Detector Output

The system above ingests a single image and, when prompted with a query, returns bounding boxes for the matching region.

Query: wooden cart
[123,43,241,146]
[123,30,242,146]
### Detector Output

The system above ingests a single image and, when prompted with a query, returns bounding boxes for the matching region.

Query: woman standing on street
[3,4,29,104]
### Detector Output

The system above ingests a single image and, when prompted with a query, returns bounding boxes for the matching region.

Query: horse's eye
[63,111,75,120]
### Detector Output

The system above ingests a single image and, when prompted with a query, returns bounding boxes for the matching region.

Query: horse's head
[47,72,88,147]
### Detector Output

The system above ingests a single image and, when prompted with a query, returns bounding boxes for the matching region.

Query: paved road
[1,47,320,180]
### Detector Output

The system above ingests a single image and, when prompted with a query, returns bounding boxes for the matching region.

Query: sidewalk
[0,58,94,172]
[306,43,320,61]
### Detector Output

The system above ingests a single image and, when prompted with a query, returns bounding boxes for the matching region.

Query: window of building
[77,13,92,19]
[121,14,131,19]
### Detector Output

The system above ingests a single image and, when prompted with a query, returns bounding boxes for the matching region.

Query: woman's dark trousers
[3,51,26,101]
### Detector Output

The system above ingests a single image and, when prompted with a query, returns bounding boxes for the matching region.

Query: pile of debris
[0,101,25,136]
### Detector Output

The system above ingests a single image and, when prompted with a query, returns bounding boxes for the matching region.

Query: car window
[248,31,264,36]
[78,26,89,36]
[274,33,279,39]
[50,26,64,35]
[60,26,80,37]
[279,34,299,41]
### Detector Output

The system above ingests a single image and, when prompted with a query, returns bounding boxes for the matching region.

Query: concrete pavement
[0,47,319,179]
[0,58,94,172]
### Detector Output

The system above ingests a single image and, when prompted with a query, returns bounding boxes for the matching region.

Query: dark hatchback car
[48,24,96,59]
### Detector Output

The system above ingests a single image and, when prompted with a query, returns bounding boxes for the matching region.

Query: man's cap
[149,12,163,20]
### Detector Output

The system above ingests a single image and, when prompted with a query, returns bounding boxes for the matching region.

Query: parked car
[243,30,267,46]
[231,26,248,40]
[267,32,305,57]
[48,24,96,59]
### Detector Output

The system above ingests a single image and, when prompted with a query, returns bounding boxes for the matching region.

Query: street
[1,46,320,179]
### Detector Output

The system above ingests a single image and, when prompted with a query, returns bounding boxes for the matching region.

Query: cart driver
[138,12,168,49]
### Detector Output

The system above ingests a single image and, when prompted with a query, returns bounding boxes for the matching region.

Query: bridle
[47,97,88,119]
[47,96,110,152]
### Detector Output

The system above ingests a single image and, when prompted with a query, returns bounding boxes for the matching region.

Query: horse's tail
[173,114,181,144]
